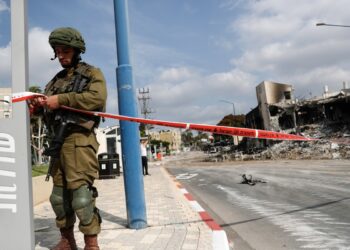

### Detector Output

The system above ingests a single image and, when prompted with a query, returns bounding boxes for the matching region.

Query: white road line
[216,184,350,249]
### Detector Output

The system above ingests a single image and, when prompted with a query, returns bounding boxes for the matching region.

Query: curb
[163,167,231,250]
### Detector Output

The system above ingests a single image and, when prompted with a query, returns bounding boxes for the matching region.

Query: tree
[214,114,246,143]
[29,85,47,165]
[150,139,170,155]
[181,130,194,147]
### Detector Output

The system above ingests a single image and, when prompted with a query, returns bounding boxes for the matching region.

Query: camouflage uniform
[45,62,107,235]
[43,27,107,243]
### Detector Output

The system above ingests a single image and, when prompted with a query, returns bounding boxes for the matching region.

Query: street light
[316,22,350,28]
[219,99,239,145]
[219,99,236,116]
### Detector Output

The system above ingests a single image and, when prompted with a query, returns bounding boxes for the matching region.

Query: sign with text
[0,0,35,249]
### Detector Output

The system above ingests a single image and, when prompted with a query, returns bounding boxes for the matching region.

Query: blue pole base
[129,219,148,230]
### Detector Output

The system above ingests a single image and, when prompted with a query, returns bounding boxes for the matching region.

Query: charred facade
[243,81,350,153]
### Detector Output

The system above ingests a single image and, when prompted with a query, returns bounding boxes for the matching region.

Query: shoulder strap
[74,62,93,79]
[74,62,104,125]
[44,69,67,94]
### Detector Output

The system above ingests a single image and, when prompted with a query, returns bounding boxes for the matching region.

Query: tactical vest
[44,62,101,133]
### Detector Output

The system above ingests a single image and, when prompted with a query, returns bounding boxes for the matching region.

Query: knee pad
[49,186,67,219]
[72,185,94,226]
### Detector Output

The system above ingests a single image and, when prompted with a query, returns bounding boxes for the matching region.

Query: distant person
[28,27,107,250]
[140,138,150,175]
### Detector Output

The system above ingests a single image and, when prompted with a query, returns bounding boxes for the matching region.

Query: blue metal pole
[113,0,147,229]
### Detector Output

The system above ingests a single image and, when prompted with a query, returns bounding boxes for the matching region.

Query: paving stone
[34,164,214,249]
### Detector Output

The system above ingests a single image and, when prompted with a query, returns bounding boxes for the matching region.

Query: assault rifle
[44,72,89,181]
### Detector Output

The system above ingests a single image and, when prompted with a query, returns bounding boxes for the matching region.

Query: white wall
[96,126,123,168]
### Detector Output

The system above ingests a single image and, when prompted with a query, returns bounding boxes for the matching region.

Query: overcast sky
[1,0,350,127]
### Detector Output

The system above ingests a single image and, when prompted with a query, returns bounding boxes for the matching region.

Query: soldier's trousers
[49,132,101,235]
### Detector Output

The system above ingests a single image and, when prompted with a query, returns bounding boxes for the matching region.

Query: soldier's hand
[27,96,46,109]
[45,95,60,110]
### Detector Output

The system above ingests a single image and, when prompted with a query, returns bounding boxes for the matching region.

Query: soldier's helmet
[49,27,86,53]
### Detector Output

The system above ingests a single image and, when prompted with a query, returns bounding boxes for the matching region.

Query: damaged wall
[241,82,350,157]
[256,81,294,131]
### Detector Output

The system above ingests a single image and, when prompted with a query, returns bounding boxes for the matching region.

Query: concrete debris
[240,174,267,186]
[204,81,350,162]
[204,123,350,161]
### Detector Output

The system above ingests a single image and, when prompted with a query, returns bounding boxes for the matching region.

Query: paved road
[166,157,350,250]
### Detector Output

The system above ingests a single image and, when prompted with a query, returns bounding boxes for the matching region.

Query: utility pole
[138,88,154,159]
[138,88,154,119]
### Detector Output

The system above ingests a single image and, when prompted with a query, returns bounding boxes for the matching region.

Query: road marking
[170,172,230,250]
[216,184,350,249]
[175,173,198,180]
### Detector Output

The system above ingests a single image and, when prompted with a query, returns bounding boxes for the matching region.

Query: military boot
[52,227,77,250]
[84,234,100,250]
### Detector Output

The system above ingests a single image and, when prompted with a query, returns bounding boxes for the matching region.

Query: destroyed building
[250,81,350,130]
[241,80,350,159]
[243,81,296,151]
[256,81,296,131]
[246,81,350,134]
[297,83,350,126]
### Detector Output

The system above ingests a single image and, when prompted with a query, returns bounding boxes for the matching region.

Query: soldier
[29,27,107,250]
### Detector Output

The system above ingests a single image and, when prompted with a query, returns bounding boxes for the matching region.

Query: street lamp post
[219,99,239,145]
[219,100,236,116]
[316,22,350,28]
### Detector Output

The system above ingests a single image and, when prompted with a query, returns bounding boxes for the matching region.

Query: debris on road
[240,174,267,186]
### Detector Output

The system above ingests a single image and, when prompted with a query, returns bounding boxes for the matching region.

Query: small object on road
[240,174,267,186]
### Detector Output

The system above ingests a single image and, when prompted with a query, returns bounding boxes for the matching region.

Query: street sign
[0,0,35,249]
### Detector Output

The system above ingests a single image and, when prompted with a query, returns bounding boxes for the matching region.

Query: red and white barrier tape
[12,91,46,103]
[12,92,316,141]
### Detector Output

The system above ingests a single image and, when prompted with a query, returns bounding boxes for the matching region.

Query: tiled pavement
[34,163,214,250]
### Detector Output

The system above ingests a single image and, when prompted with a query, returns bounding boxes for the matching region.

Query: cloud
[130,37,198,93]
[0,0,9,12]
[0,0,10,87]
[139,0,350,125]
[0,43,10,87]
[143,66,257,123]
[28,27,61,87]
[0,27,60,88]
[153,102,230,125]
[225,0,350,102]
[4,0,350,128]
[158,67,198,82]
[288,66,350,99]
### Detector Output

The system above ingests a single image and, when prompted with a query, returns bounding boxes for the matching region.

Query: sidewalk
[34,162,229,250]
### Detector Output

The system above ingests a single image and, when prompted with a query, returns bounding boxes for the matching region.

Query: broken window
[284,91,291,100]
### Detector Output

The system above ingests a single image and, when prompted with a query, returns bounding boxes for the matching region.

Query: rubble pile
[258,140,349,160]
[201,123,349,162]
[247,124,350,160]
